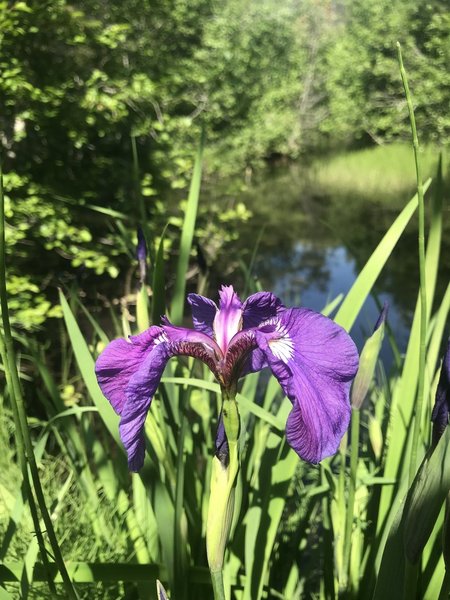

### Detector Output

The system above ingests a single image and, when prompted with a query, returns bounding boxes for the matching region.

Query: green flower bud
[206,455,236,572]
[368,415,383,460]
[351,303,388,409]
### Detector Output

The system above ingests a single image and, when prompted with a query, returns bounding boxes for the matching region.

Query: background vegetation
[1,1,450,598]
[1,0,449,328]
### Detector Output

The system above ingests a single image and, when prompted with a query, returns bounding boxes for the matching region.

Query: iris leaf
[171,131,204,325]
[59,289,121,448]
[404,427,450,563]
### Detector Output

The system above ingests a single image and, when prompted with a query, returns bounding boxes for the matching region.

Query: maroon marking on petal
[220,330,258,384]
[172,340,221,379]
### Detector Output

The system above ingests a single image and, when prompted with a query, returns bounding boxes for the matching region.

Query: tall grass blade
[161,376,285,430]
[376,154,444,535]
[0,162,79,599]
[152,225,168,325]
[171,131,204,324]
[397,43,428,487]
[59,289,121,447]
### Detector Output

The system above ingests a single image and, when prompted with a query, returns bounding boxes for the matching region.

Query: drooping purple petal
[431,338,450,447]
[255,308,359,463]
[120,342,172,471]
[96,319,225,471]
[242,292,284,329]
[213,285,243,353]
[188,293,217,336]
[95,326,165,415]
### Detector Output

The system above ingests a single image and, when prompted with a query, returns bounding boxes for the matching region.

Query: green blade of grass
[59,289,122,448]
[242,439,299,600]
[1,163,78,599]
[171,132,204,325]
[152,225,168,325]
[376,156,443,536]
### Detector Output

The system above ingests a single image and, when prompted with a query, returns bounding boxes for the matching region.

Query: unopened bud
[368,415,383,460]
[431,338,450,448]
[136,226,148,285]
[351,303,388,409]
[206,455,236,572]
[157,580,169,599]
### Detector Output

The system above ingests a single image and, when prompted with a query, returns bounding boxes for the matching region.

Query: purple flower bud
[431,338,450,447]
[215,414,229,468]
[373,301,389,332]
[136,226,147,285]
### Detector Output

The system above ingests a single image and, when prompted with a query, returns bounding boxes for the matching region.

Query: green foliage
[1,0,449,328]
[2,121,449,599]
[322,0,450,145]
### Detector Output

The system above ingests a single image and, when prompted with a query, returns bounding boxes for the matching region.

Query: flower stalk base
[207,391,240,599]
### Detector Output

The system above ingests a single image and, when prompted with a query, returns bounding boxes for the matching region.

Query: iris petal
[242,292,283,329]
[188,293,217,336]
[256,308,359,463]
[121,342,172,471]
[96,319,227,470]
[214,286,243,353]
[95,326,165,415]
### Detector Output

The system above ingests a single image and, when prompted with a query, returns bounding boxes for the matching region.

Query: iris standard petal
[120,342,172,471]
[213,285,243,353]
[255,308,359,463]
[95,326,165,415]
[242,291,283,329]
[188,293,217,336]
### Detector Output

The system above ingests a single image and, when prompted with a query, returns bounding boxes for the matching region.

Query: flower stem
[397,43,427,486]
[397,42,427,600]
[207,387,240,600]
[211,569,227,600]
[342,407,360,592]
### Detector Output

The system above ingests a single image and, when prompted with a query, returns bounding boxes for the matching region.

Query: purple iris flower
[95,286,359,471]
[431,338,450,447]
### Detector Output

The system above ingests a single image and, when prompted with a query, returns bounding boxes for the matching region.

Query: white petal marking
[154,332,168,345]
[268,322,294,363]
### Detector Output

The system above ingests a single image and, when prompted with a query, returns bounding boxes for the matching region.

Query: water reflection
[266,242,408,368]
[209,161,448,369]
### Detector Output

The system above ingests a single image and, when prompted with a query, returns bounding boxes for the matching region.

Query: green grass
[310,143,448,202]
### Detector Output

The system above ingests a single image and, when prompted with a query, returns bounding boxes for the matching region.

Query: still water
[209,161,449,370]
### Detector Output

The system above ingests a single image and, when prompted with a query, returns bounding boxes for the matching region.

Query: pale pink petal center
[213,285,243,353]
